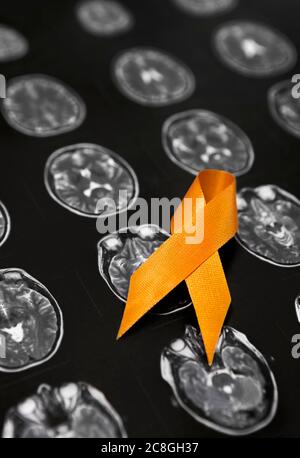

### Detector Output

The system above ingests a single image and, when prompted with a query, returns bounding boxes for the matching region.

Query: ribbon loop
[117,169,238,365]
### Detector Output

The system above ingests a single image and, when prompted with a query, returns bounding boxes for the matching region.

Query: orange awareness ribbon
[117,169,238,365]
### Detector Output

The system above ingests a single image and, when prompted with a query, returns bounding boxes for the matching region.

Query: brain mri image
[0,24,28,62]
[236,185,300,266]
[0,201,10,248]
[295,295,300,324]
[97,225,191,315]
[113,48,195,106]
[44,143,139,218]
[76,0,133,36]
[1,74,86,137]
[161,325,278,435]
[172,0,238,16]
[0,268,63,373]
[2,382,127,438]
[268,80,300,138]
[214,21,297,77]
[162,110,254,176]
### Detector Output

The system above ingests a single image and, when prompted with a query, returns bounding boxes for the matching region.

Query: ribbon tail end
[116,299,142,341]
[205,341,218,367]
[116,318,130,341]
[116,330,123,340]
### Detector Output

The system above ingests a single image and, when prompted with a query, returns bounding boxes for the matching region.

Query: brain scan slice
[236,185,300,266]
[161,325,278,435]
[172,0,238,16]
[2,382,127,438]
[0,201,11,248]
[0,24,28,62]
[1,74,86,137]
[162,110,254,176]
[45,143,139,218]
[98,225,191,315]
[268,80,300,138]
[0,268,63,372]
[76,0,133,36]
[113,48,195,106]
[214,21,296,77]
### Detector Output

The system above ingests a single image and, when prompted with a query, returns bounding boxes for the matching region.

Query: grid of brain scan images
[0,0,299,439]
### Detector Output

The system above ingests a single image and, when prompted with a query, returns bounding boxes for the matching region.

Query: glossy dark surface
[0,0,299,439]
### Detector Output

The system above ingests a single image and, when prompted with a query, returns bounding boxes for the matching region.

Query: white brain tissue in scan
[237,185,300,266]
[76,0,133,36]
[0,268,63,373]
[268,80,300,139]
[0,24,28,62]
[113,48,195,106]
[162,110,254,176]
[2,382,127,438]
[172,0,237,16]
[161,326,278,436]
[214,21,297,77]
[1,74,86,137]
[97,225,191,315]
[0,201,10,248]
[44,143,139,218]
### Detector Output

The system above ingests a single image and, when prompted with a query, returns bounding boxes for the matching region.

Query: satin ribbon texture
[117,169,238,365]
